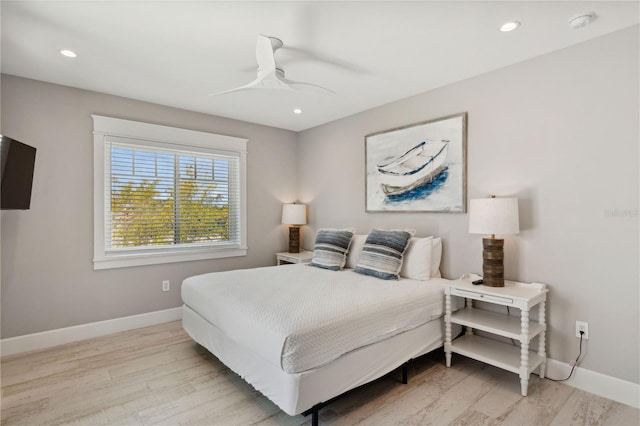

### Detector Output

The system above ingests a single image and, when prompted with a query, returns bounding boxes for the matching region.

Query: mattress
[181,264,452,374]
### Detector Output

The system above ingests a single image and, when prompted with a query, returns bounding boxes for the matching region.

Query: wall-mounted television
[1,135,37,210]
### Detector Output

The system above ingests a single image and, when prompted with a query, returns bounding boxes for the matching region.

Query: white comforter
[181,264,450,374]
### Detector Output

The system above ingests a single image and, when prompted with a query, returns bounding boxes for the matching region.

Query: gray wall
[1,75,298,338]
[297,26,639,384]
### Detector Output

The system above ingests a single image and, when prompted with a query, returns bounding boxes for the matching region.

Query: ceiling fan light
[500,21,520,32]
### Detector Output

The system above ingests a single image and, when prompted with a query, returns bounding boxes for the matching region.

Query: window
[93,115,247,269]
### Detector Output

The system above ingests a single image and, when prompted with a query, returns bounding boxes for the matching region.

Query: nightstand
[276,251,313,265]
[444,274,548,396]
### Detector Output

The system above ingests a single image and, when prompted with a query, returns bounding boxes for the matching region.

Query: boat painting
[377,139,449,196]
[365,113,467,212]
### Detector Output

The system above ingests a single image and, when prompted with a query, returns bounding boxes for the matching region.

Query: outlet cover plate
[575,321,589,339]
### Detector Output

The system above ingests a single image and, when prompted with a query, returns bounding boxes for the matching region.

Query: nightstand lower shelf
[450,334,544,376]
[452,307,545,342]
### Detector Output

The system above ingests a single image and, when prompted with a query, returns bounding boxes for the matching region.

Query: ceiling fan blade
[284,46,368,75]
[279,76,335,95]
[256,35,277,75]
[208,78,262,96]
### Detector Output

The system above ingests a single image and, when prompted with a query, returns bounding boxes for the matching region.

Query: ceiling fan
[210,35,334,96]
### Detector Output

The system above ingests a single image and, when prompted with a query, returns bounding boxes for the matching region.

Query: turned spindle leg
[444,290,452,367]
[520,309,530,396]
[465,298,474,335]
[538,301,546,379]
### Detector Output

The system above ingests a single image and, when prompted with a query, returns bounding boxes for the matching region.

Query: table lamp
[281,203,307,253]
[468,196,519,287]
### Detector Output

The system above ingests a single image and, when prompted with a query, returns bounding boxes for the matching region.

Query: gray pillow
[354,229,412,280]
[309,229,355,271]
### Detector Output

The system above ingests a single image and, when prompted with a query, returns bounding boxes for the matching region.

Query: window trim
[92,115,248,270]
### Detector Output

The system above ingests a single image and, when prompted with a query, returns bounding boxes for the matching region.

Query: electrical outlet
[575,321,589,339]
[162,280,170,292]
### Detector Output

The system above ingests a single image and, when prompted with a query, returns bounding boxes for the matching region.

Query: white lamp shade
[469,198,519,235]
[281,203,307,225]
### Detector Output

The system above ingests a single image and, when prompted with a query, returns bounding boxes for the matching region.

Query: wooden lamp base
[482,237,504,287]
[288,226,301,253]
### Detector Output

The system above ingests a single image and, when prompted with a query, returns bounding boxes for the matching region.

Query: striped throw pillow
[309,229,355,271]
[354,229,412,280]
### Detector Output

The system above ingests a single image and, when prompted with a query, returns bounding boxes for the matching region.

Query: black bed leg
[401,362,408,384]
[302,404,321,425]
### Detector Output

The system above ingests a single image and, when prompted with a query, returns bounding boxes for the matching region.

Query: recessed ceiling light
[293,108,303,114]
[60,49,77,58]
[569,12,597,29]
[500,21,520,32]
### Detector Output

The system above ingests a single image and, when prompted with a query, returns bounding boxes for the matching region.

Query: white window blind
[93,115,247,270]
[105,137,241,252]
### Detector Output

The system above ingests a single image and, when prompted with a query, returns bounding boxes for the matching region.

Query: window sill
[93,247,247,270]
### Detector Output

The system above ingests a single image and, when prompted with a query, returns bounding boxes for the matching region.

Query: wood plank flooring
[1,321,638,425]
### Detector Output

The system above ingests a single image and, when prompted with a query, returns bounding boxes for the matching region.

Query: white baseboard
[543,358,639,409]
[0,307,182,357]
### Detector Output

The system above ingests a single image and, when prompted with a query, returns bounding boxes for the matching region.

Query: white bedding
[181,263,451,374]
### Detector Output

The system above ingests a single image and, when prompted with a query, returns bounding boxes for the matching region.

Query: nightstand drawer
[450,288,513,305]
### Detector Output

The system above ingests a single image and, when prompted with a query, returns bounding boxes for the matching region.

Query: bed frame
[183,304,461,424]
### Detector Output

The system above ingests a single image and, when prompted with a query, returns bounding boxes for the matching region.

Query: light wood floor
[1,321,638,425]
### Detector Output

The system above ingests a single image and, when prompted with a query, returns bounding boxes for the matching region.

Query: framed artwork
[365,112,467,212]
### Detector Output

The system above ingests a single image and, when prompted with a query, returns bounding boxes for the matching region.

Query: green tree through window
[109,146,231,249]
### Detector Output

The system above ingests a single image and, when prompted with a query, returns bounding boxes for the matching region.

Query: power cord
[503,307,585,381]
[547,331,584,382]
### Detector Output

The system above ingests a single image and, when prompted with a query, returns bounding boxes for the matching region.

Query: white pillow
[400,236,433,280]
[345,234,367,269]
[431,237,442,278]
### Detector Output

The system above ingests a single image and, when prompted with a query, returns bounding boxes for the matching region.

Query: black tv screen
[1,135,36,210]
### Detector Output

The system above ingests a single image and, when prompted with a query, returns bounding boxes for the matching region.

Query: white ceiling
[2,1,638,132]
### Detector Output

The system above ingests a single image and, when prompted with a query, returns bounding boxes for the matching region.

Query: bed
[181,233,462,424]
